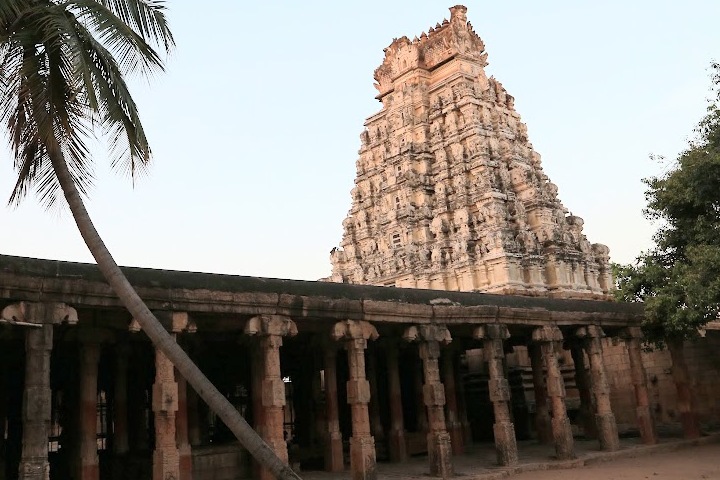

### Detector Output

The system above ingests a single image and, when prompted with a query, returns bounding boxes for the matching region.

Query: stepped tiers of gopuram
[329,5,612,299]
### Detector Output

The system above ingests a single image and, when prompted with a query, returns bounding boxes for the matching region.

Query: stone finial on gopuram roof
[373,5,487,97]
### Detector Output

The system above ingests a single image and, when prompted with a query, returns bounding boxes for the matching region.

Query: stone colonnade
[1,301,673,480]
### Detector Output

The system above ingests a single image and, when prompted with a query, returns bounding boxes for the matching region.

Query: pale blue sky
[1,1,719,281]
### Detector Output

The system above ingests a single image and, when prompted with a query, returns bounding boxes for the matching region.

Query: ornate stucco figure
[330,5,611,299]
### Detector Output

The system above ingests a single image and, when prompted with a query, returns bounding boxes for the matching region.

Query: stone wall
[604,333,720,432]
[191,444,251,480]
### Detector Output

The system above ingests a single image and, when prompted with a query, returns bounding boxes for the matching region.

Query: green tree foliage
[615,64,720,345]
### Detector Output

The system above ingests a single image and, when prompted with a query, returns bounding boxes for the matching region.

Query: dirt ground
[509,442,720,480]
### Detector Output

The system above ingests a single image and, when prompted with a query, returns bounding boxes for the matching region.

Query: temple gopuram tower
[330,5,612,299]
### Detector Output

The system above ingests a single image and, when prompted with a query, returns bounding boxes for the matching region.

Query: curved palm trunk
[50,153,301,480]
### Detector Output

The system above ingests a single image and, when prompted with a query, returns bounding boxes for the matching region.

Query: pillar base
[325,432,344,472]
[427,431,453,478]
[349,436,377,480]
[595,413,620,451]
[551,416,575,460]
[493,422,518,466]
[19,458,50,480]
[388,428,408,462]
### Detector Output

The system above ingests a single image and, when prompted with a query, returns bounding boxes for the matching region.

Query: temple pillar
[152,345,179,480]
[528,343,552,444]
[568,342,597,439]
[331,320,379,480]
[474,325,518,466]
[441,349,463,455]
[79,341,100,480]
[620,327,657,445]
[245,315,298,480]
[385,345,408,462]
[403,325,453,478]
[576,326,619,451]
[531,326,574,460]
[667,338,701,439]
[151,311,198,480]
[1,302,77,480]
[323,345,344,472]
[19,324,53,480]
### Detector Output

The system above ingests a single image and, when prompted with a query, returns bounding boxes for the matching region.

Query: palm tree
[0,2,300,478]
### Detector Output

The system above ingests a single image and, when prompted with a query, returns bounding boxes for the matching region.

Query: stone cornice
[0,254,642,329]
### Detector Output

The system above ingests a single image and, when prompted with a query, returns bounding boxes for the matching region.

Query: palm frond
[1,0,173,206]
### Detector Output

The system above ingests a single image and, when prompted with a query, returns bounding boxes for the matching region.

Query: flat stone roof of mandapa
[0,255,643,322]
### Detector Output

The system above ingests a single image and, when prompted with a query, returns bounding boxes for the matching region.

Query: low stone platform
[302,433,720,480]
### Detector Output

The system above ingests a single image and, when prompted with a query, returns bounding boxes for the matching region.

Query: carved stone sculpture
[329,5,612,299]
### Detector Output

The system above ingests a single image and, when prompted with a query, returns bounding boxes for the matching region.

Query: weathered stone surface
[330,5,612,300]
[620,327,658,445]
[576,325,620,451]
[404,324,454,475]
[153,346,180,480]
[19,321,53,480]
[323,346,344,472]
[533,326,575,460]
[334,321,378,479]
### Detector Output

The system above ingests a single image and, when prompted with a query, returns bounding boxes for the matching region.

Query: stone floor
[301,433,720,480]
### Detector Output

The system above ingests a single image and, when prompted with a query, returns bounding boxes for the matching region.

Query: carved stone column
[620,327,657,445]
[441,349,463,455]
[152,345,179,480]
[323,345,344,472]
[1,302,77,480]
[474,325,518,466]
[531,326,574,460]
[331,320,379,480]
[576,326,619,451]
[150,312,197,480]
[667,338,701,439]
[385,345,408,462]
[19,324,53,480]
[528,343,552,444]
[403,325,453,478]
[79,341,101,480]
[245,315,298,480]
